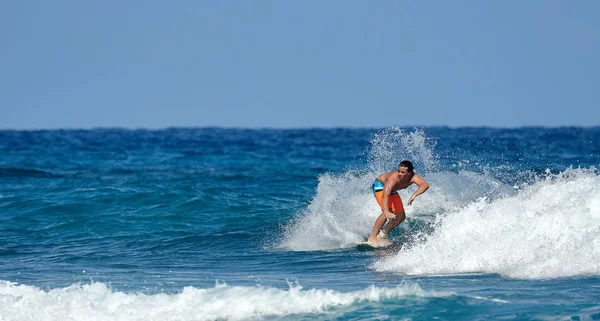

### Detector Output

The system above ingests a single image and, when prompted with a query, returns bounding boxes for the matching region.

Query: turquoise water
[1,127,600,320]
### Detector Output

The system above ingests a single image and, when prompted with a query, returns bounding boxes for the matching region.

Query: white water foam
[374,167,600,279]
[0,280,449,321]
[279,128,513,251]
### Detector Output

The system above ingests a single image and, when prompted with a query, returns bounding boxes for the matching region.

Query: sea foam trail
[0,281,449,321]
[374,167,600,279]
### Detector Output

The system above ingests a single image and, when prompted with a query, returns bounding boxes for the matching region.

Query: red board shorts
[374,191,405,213]
[372,178,405,212]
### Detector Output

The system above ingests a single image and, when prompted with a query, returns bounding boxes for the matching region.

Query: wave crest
[375,167,600,279]
[0,280,447,321]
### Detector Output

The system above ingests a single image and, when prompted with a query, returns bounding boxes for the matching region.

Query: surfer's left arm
[407,173,429,205]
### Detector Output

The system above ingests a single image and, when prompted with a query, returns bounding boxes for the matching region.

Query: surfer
[368,160,429,246]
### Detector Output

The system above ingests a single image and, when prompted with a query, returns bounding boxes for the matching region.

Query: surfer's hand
[408,195,416,205]
[385,212,396,220]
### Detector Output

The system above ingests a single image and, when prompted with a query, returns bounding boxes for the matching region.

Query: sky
[1,1,599,129]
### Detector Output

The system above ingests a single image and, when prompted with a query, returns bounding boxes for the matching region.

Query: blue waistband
[372,179,397,195]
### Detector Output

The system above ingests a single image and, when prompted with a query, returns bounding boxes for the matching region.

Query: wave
[278,170,515,251]
[374,167,600,279]
[0,280,450,321]
[280,128,600,280]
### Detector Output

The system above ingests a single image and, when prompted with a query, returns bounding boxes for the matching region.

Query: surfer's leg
[382,211,406,234]
[369,191,387,243]
[367,213,387,243]
[368,194,405,243]
[369,192,406,244]
[382,194,406,234]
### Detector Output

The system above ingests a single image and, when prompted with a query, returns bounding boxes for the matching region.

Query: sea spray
[367,127,439,174]
[280,129,441,251]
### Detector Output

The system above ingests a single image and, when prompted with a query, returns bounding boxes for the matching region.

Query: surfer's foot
[377,239,391,247]
[363,240,382,248]
[367,237,378,244]
[376,230,392,246]
[364,240,389,248]
[366,233,391,247]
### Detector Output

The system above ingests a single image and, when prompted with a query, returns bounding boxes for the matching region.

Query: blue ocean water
[1,127,600,320]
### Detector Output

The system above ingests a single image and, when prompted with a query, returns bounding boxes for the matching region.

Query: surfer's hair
[398,160,414,172]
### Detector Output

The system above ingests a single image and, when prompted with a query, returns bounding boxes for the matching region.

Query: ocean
[1,127,599,320]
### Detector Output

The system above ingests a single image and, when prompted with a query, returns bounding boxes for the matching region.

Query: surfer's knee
[394,211,406,221]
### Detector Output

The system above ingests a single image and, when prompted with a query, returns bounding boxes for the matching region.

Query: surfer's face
[397,166,410,180]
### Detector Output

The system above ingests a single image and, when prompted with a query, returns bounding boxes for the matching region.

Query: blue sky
[1,1,599,129]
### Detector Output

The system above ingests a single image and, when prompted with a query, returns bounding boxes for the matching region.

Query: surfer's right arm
[381,183,397,220]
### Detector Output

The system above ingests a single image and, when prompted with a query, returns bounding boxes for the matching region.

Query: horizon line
[1,124,599,131]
